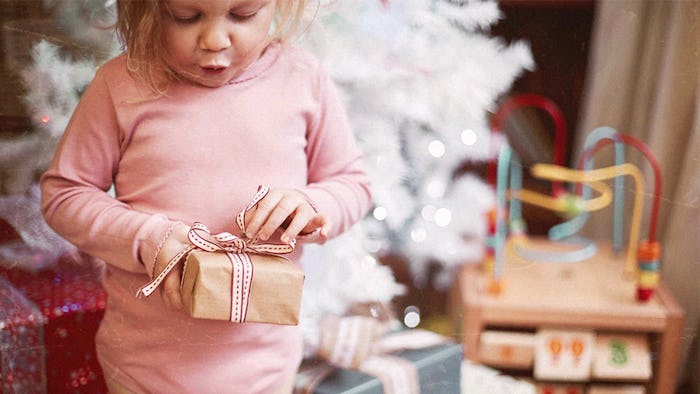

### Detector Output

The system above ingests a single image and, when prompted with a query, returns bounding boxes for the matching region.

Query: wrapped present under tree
[0,255,107,393]
[1,276,47,393]
[295,316,462,394]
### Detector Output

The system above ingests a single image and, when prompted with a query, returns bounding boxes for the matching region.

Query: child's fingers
[313,215,330,244]
[318,217,330,243]
[280,207,319,243]
[282,214,330,244]
[243,188,323,242]
[246,190,310,240]
[160,268,183,311]
[244,191,282,238]
[255,197,301,241]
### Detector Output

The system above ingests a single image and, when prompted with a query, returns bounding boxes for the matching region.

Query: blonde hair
[115,0,310,94]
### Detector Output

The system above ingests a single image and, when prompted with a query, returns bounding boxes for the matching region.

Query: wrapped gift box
[0,256,108,393]
[296,343,462,394]
[0,276,47,393]
[181,250,304,325]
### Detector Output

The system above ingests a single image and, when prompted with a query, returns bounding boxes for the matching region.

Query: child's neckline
[225,41,281,86]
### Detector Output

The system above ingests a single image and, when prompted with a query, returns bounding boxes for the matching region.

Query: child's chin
[196,68,242,87]
[189,75,229,88]
[196,80,227,88]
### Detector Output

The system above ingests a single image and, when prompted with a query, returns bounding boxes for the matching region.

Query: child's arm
[40,70,176,279]
[247,63,372,244]
[300,65,372,239]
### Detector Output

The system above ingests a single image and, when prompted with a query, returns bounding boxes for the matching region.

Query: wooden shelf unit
[450,240,684,394]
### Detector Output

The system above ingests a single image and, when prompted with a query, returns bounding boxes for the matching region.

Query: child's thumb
[316,216,330,243]
[161,272,183,311]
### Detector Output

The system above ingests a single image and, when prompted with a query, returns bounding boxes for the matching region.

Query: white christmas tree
[298,1,533,350]
[13,0,533,356]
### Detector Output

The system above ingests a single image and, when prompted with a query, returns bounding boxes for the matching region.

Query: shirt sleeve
[300,63,372,240]
[40,68,175,277]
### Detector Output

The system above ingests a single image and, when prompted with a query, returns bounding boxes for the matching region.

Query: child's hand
[244,188,329,244]
[153,223,190,311]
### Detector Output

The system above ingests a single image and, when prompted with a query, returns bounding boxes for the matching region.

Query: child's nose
[200,22,231,52]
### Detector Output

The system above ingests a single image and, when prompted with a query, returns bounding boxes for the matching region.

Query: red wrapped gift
[0,255,108,393]
[1,276,46,393]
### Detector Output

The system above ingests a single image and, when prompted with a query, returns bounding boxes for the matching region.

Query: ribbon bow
[136,185,295,298]
[296,315,450,394]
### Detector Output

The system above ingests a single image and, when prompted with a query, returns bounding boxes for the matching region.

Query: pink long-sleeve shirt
[40,42,371,393]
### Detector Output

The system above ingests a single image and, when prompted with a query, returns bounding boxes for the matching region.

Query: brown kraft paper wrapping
[180,250,304,325]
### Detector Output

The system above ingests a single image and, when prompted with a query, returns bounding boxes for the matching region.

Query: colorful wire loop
[492,146,616,280]
[487,112,661,302]
[530,163,645,274]
[549,127,626,253]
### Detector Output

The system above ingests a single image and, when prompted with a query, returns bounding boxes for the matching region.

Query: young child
[40,0,372,392]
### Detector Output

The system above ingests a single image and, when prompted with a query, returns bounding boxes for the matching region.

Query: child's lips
[200,64,229,73]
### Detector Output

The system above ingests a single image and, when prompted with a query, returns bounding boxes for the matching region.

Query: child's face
[161,0,276,87]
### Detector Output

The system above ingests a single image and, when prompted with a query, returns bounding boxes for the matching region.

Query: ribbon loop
[187,222,246,253]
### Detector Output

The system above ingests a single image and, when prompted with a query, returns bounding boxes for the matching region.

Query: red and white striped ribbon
[329,316,370,368]
[226,252,254,322]
[359,356,418,394]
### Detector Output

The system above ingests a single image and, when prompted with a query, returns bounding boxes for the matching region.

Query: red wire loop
[488,94,568,196]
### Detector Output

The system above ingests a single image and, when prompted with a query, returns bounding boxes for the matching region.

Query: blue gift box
[296,343,462,394]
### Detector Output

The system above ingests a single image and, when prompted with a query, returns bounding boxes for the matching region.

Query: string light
[421,205,437,222]
[372,206,388,221]
[461,128,477,146]
[434,208,452,227]
[403,306,421,328]
[428,140,445,158]
[425,179,445,198]
[410,227,427,243]
[361,255,378,269]
[365,239,383,254]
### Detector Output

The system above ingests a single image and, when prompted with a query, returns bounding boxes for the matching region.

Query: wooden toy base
[450,239,684,393]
